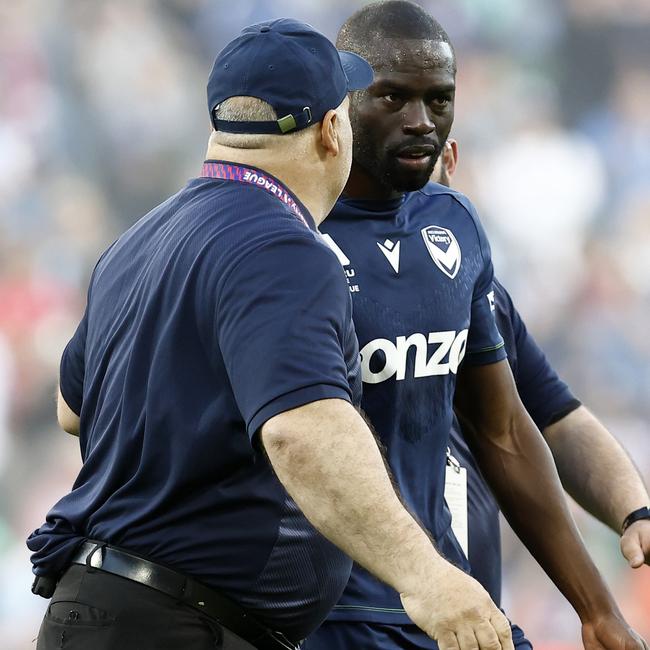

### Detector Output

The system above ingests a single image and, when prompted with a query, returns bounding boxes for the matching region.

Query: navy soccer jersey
[448,278,580,605]
[318,183,506,624]
[27,162,362,640]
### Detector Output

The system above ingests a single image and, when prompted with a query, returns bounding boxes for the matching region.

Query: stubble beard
[352,126,441,194]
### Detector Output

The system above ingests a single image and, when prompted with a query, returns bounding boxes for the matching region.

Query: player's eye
[430,95,452,108]
[382,93,404,105]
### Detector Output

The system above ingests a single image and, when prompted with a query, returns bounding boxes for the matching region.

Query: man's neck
[343,163,404,201]
[205,143,333,225]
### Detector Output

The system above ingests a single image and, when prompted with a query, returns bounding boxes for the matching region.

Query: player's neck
[343,163,404,201]
[204,144,334,226]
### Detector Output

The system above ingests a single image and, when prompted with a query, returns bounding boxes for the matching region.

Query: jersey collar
[201,160,315,231]
[332,193,406,221]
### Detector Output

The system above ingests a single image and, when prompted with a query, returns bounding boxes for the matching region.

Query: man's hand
[400,562,513,650]
[620,520,650,568]
[582,612,648,650]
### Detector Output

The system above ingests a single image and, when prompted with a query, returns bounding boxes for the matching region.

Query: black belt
[70,541,300,650]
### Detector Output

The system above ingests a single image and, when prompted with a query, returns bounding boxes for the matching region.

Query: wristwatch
[622,506,650,533]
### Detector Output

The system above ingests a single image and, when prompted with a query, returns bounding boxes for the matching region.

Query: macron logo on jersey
[360,330,469,384]
[377,239,401,274]
[421,225,461,279]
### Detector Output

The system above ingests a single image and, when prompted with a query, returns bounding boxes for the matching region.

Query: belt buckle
[85,542,107,571]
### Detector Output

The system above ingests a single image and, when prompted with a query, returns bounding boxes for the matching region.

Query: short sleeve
[215,235,355,437]
[464,213,506,367]
[59,310,88,415]
[508,300,580,430]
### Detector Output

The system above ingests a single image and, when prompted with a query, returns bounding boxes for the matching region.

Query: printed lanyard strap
[201,162,309,228]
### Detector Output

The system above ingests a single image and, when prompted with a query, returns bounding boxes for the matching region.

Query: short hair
[215,96,277,123]
[337,0,454,70]
[212,96,307,149]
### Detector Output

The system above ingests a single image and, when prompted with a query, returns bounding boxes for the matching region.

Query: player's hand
[400,561,514,650]
[620,519,650,568]
[582,612,648,650]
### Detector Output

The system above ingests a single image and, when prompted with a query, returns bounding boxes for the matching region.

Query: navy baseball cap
[207,18,373,135]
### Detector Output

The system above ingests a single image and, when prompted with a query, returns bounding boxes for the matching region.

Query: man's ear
[320,109,340,157]
[443,138,459,180]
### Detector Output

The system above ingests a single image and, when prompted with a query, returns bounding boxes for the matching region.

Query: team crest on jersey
[421,225,461,279]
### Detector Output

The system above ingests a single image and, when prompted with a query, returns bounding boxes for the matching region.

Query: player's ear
[444,139,459,180]
[319,108,340,157]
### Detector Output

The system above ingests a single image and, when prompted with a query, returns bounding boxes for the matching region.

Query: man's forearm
[456,362,619,623]
[261,398,515,650]
[464,409,617,620]
[543,406,649,532]
[261,398,444,594]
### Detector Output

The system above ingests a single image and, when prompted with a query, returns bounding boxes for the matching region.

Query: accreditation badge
[444,448,468,558]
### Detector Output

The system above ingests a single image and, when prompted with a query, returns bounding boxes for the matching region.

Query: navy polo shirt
[27,162,362,640]
[448,277,580,604]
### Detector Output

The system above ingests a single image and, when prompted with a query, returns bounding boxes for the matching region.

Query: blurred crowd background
[1,0,649,648]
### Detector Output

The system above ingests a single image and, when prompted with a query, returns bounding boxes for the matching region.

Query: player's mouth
[394,145,437,171]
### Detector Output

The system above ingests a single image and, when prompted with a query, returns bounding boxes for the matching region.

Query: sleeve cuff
[463,342,507,367]
[539,398,582,430]
[59,354,83,416]
[248,383,352,439]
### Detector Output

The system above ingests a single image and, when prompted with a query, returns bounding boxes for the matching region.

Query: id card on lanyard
[445,447,469,558]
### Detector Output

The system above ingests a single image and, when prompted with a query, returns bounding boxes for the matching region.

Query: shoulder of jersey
[413,182,479,220]
[415,181,468,203]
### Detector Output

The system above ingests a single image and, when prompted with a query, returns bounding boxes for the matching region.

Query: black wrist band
[622,506,650,533]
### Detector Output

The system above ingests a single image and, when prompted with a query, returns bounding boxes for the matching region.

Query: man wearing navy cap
[24,19,468,650]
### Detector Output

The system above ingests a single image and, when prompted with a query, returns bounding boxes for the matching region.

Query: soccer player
[436,138,650,607]
[304,2,647,649]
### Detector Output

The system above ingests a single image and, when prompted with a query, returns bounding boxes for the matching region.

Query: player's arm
[499,280,650,567]
[57,386,80,436]
[455,209,644,649]
[455,361,645,650]
[217,234,512,650]
[544,407,650,567]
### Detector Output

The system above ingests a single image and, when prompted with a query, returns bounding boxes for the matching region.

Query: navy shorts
[302,620,532,650]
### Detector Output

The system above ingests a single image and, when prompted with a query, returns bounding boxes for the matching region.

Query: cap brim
[338,50,374,91]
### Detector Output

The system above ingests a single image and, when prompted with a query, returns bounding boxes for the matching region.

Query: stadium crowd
[1,1,648,648]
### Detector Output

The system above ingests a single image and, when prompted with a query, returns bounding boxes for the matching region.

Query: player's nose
[402,100,436,136]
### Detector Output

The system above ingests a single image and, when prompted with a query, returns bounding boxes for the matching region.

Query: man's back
[29,168,361,639]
